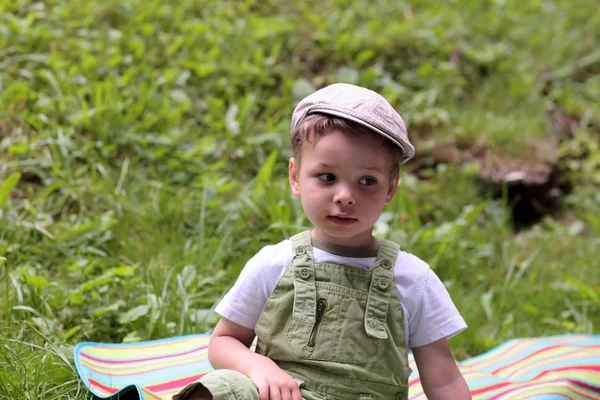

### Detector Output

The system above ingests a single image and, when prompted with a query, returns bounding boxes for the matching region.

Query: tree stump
[407,138,563,229]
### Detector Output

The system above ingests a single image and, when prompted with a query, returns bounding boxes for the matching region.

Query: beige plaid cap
[291,83,415,164]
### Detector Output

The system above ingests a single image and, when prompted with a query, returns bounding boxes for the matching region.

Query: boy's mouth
[327,215,358,225]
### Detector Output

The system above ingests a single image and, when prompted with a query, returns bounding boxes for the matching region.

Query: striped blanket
[74,334,600,399]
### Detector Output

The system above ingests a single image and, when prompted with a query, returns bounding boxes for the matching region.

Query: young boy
[174,83,470,400]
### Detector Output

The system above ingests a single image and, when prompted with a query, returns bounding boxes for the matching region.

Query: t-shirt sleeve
[214,241,291,329]
[408,268,467,348]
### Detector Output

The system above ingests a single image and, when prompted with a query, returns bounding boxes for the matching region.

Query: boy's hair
[291,113,402,179]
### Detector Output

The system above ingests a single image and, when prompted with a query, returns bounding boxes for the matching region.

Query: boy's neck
[311,237,379,258]
[310,229,380,250]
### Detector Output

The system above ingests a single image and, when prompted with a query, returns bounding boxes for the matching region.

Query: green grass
[1,0,599,398]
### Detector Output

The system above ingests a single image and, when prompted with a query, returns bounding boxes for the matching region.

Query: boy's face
[289,129,399,248]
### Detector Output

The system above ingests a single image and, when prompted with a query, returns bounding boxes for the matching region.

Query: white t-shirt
[215,238,466,349]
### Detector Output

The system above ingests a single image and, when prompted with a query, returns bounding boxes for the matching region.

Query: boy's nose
[333,184,355,206]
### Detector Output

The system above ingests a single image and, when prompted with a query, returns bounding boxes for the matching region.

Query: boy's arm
[412,338,472,400]
[208,317,302,400]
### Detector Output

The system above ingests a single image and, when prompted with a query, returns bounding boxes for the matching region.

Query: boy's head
[291,113,403,180]
[288,83,415,248]
[291,83,414,167]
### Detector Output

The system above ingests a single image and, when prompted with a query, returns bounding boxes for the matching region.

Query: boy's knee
[202,370,260,400]
[172,370,259,400]
[175,384,213,400]
[172,382,212,400]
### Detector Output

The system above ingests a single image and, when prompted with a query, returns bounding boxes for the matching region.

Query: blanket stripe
[75,334,600,399]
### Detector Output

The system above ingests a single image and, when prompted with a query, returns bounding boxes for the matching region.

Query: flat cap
[291,83,415,164]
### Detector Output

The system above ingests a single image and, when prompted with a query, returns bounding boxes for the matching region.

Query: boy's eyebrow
[316,162,335,169]
[360,165,384,173]
[316,162,383,173]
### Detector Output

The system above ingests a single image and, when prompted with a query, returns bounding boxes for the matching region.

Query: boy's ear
[385,174,400,204]
[289,157,301,197]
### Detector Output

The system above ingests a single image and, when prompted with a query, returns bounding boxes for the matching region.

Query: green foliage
[0,0,599,398]
[0,173,21,207]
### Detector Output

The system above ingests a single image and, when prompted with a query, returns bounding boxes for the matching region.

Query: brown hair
[291,113,402,179]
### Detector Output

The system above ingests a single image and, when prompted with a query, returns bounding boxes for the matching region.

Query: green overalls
[174,231,411,400]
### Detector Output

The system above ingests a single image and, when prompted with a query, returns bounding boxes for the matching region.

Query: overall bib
[175,231,411,400]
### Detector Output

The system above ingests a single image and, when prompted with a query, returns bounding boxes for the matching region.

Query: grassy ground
[1,0,599,398]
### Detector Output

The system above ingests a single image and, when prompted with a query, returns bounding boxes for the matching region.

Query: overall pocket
[285,282,382,364]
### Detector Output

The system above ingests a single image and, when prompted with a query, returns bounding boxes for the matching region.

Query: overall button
[299,268,311,279]
[295,246,306,255]
[377,277,390,289]
[381,259,392,269]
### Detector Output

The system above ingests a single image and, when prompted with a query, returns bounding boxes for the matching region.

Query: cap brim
[306,108,415,164]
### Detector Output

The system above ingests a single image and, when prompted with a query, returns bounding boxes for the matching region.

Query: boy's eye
[317,173,336,182]
[359,177,378,186]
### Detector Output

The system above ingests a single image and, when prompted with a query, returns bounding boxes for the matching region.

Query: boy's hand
[208,318,302,400]
[412,338,472,400]
[247,356,302,400]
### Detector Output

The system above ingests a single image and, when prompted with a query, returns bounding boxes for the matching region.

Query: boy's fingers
[283,387,302,400]
[280,388,293,400]
[257,382,270,400]
[286,387,300,400]
[291,386,303,400]
[269,385,282,400]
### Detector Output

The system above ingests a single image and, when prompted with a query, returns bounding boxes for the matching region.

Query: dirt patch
[407,138,563,229]
[406,102,600,229]
[549,108,580,137]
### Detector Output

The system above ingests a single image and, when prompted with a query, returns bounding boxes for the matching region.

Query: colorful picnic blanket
[74,334,600,399]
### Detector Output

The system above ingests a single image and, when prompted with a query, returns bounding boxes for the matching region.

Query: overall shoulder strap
[365,238,400,339]
[375,238,400,269]
[289,230,313,252]
[289,231,316,323]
